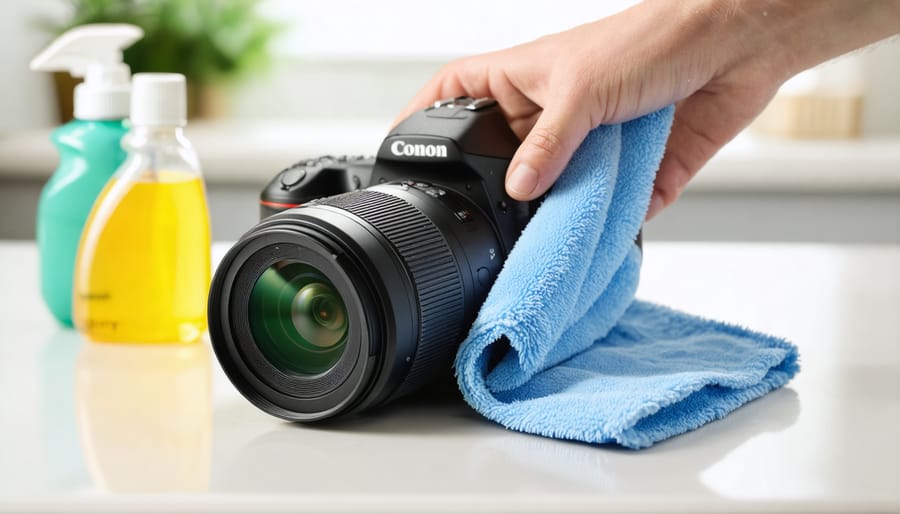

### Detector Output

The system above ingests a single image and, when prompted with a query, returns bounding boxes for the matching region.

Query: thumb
[506,104,589,201]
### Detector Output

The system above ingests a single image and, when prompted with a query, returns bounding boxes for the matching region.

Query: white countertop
[0,241,898,513]
[1,121,899,192]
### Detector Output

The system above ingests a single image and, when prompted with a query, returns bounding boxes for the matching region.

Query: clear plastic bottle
[73,73,211,343]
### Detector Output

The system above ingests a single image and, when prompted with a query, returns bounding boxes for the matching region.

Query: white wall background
[0,1,65,131]
[259,0,636,60]
[2,0,898,133]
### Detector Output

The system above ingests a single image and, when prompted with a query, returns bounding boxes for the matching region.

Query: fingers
[646,99,714,219]
[392,59,489,128]
[391,73,458,127]
[647,90,753,220]
[505,102,590,201]
[395,53,593,203]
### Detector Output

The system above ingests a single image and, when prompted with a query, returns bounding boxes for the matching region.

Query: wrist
[732,0,900,78]
[645,0,797,85]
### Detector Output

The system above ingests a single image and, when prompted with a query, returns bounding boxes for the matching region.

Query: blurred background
[1,0,898,243]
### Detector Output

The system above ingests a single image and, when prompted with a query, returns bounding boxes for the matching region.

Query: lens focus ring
[317,190,464,396]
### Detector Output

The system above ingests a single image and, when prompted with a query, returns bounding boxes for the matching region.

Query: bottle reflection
[75,341,212,492]
[40,330,91,491]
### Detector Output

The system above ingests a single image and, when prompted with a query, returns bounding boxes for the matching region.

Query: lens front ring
[234,246,359,396]
[209,227,382,420]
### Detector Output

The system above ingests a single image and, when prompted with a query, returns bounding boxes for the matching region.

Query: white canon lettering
[389,140,449,158]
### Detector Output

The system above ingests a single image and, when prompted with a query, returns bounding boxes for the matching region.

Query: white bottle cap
[130,73,188,127]
[30,24,144,120]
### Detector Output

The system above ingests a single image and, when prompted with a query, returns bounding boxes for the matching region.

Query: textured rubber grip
[317,190,464,395]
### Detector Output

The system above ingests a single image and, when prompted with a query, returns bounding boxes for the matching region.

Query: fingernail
[507,164,539,198]
[646,195,663,220]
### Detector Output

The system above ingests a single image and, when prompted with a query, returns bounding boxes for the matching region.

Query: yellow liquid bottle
[73,73,211,343]
[75,172,210,342]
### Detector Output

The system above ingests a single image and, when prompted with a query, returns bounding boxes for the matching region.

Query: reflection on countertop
[38,325,803,499]
[75,340,212,493]
[211,385,799,496]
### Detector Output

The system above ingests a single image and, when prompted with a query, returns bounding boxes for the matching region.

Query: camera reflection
[75,341,212,492]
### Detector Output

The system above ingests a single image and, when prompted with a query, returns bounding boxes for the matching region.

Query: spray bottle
[30,24,144,326]
[74,73,211,343]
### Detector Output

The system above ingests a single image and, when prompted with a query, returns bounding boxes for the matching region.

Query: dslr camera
[209,97,537,421]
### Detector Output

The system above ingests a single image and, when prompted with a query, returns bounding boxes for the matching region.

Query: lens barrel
[209,183,502,420]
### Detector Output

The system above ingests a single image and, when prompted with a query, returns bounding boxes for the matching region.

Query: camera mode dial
[260,155,375,218]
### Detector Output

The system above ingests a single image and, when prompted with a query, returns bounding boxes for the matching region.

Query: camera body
[209,97,536,421]
[260,96,529,253]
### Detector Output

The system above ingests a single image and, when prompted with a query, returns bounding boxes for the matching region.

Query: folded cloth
[455,107,800,449]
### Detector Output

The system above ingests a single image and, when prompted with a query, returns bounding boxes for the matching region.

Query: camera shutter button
[465,97,497,111]
[280,168,307,188]
[432,96,469,109]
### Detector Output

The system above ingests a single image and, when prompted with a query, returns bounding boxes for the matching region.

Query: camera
[209,97,537,421]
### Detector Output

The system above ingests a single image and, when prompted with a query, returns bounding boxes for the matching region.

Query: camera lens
[209,185,505,421]
[248,261,348,376]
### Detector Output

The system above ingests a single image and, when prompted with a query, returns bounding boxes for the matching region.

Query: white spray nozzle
[31,24,144,120]
[30,24,143,76]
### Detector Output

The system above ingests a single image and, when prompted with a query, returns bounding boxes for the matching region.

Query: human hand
[396,0,900,219]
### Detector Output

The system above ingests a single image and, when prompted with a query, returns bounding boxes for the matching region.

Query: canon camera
[208,97,538,421]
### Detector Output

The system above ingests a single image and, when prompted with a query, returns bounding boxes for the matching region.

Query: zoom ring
[317,191,464,395]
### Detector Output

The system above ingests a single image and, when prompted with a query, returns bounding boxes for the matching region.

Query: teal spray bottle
[30,24,144,326]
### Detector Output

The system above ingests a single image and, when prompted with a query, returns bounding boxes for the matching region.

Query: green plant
[39,0,283,86]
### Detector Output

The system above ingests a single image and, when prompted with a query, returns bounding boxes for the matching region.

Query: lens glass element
[248,260,349,375]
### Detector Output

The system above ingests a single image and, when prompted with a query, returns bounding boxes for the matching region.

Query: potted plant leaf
[37,0,283,120]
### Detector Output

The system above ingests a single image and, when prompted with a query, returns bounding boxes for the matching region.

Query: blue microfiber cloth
[455,106,799,449]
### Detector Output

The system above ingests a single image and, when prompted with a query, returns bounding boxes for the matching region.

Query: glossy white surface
[0,241,897,513]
